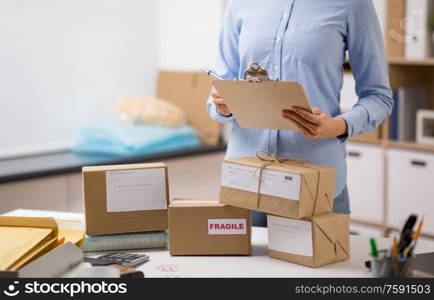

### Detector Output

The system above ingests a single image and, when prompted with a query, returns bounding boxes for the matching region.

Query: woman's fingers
[211,92,222,99]
[282,110,317,134]
[288,107,322,125]
[282,113,316,138]
[293,122,316,140]
[212,97,225,105]
[217,104,232,116]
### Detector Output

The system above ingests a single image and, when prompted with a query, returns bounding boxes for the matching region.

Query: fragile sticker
[208,219,247,235]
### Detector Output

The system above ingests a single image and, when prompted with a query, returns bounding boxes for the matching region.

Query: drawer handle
[411,160,427,167]
[348,151,361,158]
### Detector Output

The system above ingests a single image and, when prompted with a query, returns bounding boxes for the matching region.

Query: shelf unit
[388,57,434,67]
[348,0,434,238]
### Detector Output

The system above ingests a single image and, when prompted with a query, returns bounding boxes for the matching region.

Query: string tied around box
[253,151,330,216]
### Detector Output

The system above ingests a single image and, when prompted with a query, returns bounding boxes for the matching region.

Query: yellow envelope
[56,219,85,246]
[0,217,58,271]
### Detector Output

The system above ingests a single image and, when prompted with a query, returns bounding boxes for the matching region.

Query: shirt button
[276,37,282,42]
[274,65,279,70]
[282,13,288,19]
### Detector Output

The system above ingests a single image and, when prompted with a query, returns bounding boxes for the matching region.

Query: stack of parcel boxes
[83,155,349,268]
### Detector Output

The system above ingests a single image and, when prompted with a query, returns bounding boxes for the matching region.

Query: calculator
[84,252,150,267]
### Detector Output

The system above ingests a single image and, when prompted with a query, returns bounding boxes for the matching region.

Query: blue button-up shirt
[207,0,393,197]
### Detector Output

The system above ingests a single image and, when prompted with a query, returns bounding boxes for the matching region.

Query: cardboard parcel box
[157,72,220,145]
[219,156,336,219]
[168,199,251,256]
[83,163,169,235]
[267,213,350,268]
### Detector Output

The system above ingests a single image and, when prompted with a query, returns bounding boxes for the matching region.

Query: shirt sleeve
[336,0,393,142]
[206,0,240,124]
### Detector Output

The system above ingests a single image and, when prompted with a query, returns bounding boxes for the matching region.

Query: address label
[221,162,301,200]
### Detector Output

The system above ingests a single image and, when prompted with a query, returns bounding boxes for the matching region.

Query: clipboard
[213,80,311,130]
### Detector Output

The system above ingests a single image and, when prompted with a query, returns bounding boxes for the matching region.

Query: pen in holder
[366,215,425,278]
[369,250,413,278]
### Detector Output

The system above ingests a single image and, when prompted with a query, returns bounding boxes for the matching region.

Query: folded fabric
[74,119,200,156]
[80,231,168,252]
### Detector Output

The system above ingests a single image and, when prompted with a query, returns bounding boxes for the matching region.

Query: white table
[5,209,434,278]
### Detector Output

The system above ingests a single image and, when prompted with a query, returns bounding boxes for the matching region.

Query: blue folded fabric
[74,119,201,156]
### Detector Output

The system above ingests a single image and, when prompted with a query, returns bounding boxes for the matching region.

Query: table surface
[5,209,434,278]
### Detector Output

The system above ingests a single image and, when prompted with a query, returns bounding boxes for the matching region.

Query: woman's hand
[211,89,232,117]
[282,107,347,140]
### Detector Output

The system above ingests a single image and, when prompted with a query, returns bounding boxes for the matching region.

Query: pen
[370,238,379,257]
[413,216,425,242]
[398,214,417,253]
[407,217,425,257]
[201,67,224,80]
[391,236,398,259]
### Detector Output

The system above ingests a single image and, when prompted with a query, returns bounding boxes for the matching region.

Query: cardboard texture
[219,156,336,219]
[268,213,350,268]
[0,217,58,271]
[83,163,169,235]
[168,199,251,256]
[213,80,311,130]
[157,72,220,145]
[385,0,406,58]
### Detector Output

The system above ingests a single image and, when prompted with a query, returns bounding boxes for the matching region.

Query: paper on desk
[18,242,83,278]
[0,227,53,270]
[106,168,167,212]
[267,215,313,257]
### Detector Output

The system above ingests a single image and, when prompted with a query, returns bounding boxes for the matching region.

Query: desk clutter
[0,216,85,277]
[1,154,351,277]
[78,153,348,268]
[2,153,430,277]
[367,214,428,278]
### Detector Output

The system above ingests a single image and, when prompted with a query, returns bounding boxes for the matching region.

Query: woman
[207,0,393,226]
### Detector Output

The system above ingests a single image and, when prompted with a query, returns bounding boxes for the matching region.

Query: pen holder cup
[370,255,413,278]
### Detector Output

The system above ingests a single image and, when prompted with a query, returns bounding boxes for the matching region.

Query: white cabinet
[387,149,434,235]
[346,143,384,224]
[350,222,384,237]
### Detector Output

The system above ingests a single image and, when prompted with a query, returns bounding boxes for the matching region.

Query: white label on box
[261,169,301,201]
[267,215,313,257]
[221,163,301,200]
[106,168,167,212]
[221,163,259,193]
[208,219,247,235]
[172,200,218,205]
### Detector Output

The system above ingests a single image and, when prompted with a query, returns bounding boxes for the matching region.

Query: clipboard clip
[243,63,269,82]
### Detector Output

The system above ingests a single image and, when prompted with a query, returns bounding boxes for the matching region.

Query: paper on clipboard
[213,80,311,130]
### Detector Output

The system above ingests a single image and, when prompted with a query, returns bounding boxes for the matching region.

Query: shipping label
[221,163,301,200]
[267,215,313,257]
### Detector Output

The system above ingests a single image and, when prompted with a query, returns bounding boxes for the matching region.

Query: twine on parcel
[253,151,331,215]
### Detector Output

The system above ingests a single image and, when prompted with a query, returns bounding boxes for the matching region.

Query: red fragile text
[209,223,244,230]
